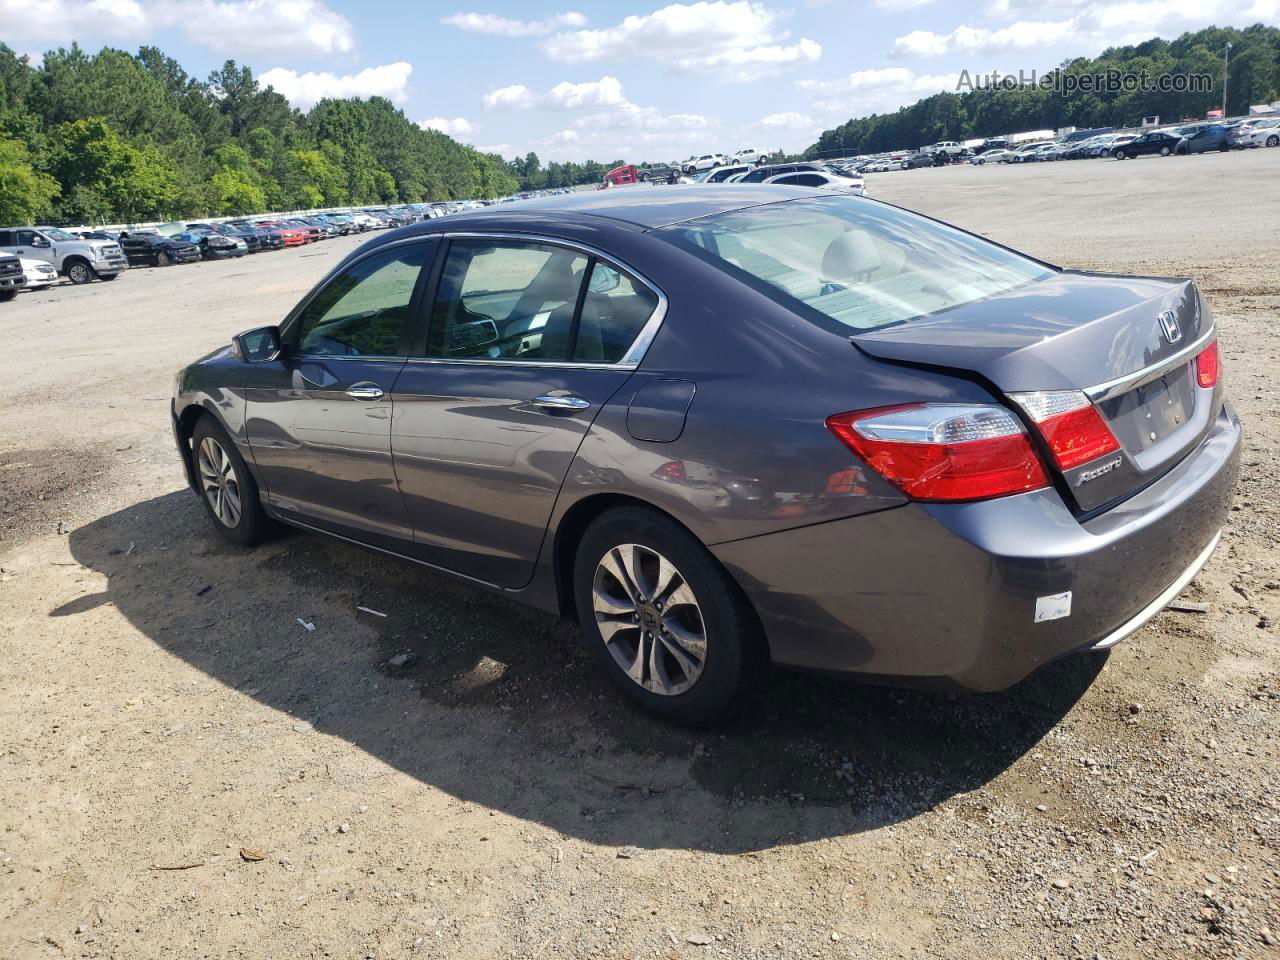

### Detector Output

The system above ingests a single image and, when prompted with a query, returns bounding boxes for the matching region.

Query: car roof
[409,184,816,230]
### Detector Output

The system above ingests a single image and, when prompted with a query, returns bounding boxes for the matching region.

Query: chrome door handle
[531,394,591,411]
[345,383,385,401]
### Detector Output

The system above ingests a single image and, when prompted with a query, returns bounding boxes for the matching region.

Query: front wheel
[1114,150,1127,160]
[155,250,171,267]
[573,507,765,725]
[0,288,16,302]
[191,416,270,547]
[1159,145,1171,157]
[1267,135,1279,147]
[65,260,94,284]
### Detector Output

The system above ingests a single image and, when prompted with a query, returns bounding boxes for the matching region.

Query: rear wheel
[65,259,94,284]
[573,507,765,725]
[1159,145,1172,157]
[1267,134,1279,147]
[1114,149,1127,160]
[155,250,171,267]
[191,416,269,547]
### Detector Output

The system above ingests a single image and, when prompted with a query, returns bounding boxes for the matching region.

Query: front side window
[658,196,1053,335]
[294,243,429,357]
[428,240,588,361]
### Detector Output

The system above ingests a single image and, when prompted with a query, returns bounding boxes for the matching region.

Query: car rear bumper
[712,402,1241,692]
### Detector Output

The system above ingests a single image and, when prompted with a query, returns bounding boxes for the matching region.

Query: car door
[390,237,664,587]
[4,229,54,266]
[243,239,435,547]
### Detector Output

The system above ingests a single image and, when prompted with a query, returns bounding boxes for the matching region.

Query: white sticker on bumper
[1035,591,1072,623]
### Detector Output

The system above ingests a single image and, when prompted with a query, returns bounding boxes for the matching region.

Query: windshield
[657,196,1054,334]
[43,228,76,241]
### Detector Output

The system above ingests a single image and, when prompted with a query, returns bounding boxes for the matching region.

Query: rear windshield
[656,196,1053,333]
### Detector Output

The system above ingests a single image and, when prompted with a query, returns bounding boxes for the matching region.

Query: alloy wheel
[197,436,242,528]
[592,544,707,696]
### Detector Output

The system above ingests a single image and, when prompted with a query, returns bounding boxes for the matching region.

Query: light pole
[1222,41,1232,116]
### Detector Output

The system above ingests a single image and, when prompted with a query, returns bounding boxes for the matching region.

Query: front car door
[244,239,435,546]
[391,236,664,587]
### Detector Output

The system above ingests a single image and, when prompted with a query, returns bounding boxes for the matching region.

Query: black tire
[1159,145,1171,157]
[155,250,171,267]
[0,288,16,302]
[638,172,649,182]
[190,415,270,547]
[573,506,765,725]
[1114,149,1127,160]
[1267,135,1279,148]
[65,259,94,284]
[99,272,119,280]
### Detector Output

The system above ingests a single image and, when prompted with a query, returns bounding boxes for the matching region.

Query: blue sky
[6,0,1278,161]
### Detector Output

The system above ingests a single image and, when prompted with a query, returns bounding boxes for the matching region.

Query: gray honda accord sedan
[172,186,1241,724]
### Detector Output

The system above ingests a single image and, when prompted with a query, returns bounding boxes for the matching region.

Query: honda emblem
[1158,310,1182,344]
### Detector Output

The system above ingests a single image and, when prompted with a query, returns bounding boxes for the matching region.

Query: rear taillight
[1195,340,1219,388]
[1009,390,1120,471]
[826,403,1049,501]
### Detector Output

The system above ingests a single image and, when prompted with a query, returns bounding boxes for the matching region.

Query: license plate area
[1099,366,1195,453]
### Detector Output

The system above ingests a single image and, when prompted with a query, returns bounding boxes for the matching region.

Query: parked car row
[677,148,773,175]
[0,203,482,302]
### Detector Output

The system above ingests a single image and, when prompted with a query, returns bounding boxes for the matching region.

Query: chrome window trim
[1083,324,1216,402]
[425,230,669,370]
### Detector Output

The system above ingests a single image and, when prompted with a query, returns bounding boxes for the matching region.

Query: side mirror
[32,236,51,248]
[233,325,282,363]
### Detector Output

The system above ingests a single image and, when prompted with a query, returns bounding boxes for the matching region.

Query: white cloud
[756,111,814,128]
[484,76,628,111]
[0,0,354,57]
[0,0,151,47]
[541,1,821,76]
[545,76,626,109]
[441,10,586,36]
[182,0,354,56]
[259,63,413,110]
[419,116,476,137]
[873,0,934,9]
[800,67,966,117]
[893,20,1075,57]
[572,101,709,131]
[474,144,512,155]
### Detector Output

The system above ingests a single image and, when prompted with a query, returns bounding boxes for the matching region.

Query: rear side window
[295,243,430,357]
[428,240,588,361]
[658,196,1053,334]
[575,263,659,363]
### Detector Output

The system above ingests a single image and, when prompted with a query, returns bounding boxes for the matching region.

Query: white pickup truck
[0,226,127,284]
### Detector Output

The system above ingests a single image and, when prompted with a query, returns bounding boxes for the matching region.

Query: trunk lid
[851,271,1219,511]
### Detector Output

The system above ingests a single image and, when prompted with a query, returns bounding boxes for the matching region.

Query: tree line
[0,44,520,226]
[805,25,1280,158]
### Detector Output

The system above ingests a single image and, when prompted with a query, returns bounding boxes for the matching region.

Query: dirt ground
[2,151,1278,960]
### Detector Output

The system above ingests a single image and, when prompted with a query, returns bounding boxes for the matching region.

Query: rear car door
[244,239,435,546]
[391,236,664,587]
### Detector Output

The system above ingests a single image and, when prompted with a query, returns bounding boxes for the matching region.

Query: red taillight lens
[1008,391,1121,471]
[826,403,1049,501]
[1010,391,1120,471]
[1195,340,1219,388]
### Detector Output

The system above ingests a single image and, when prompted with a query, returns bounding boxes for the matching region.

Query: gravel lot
[2,151,1277,960]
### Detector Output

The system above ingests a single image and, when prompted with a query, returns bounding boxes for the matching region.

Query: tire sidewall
[191,416,266,547]
[573,507,761,725]
[66,260,93,284]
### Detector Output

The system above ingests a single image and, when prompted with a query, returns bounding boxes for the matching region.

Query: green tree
[0,137,59,223]
[52,117,180,222]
